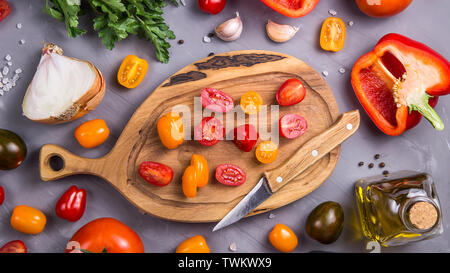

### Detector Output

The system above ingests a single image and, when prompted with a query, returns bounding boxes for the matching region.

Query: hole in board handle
[48,154,65,172]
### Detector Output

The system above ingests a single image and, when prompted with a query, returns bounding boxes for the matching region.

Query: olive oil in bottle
[354,171,443,247]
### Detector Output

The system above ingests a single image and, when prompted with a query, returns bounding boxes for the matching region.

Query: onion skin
[22,44,106,124]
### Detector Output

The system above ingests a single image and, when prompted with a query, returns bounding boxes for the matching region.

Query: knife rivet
[276,176,283,183]
[346,123,353,130]
[311,150,318,157]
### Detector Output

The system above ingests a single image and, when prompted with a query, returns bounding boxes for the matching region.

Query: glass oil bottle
[354,171,443,247]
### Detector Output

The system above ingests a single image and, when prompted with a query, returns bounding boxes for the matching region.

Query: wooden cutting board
[39,50,340,223]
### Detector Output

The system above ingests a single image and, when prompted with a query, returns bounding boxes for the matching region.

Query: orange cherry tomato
[255,141,278,164]
[269,223,298,253]
[176,235,210,253]
[356,0,412,18]
[10,205,47,235]
[320,17,346,52]
[240,91,263,115]
[157,112,184,149]
[182,154,209,198]
[74,119,110,149]
[117,55,149,89]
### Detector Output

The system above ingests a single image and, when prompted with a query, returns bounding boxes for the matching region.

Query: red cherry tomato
[0,185,4,206]
[0,0,11,22]
[279,114,307,139]
[215,164,246,186]
[55,185,87,222]
[356,0,412,18]
[276,78,306,106]
[198,0,226,15]
[194,117,225,146]
[0,240,27,253]
[139,161,174,187]
[201,88,234,113]
[232,124,259,152]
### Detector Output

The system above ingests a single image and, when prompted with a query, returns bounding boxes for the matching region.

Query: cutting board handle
[39,144,108,181]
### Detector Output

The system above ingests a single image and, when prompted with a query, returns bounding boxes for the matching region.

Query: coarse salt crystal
[229,242,237,252]
[328,9,337,16]
[20,39,26,45]
[203,36,211,43]
[2,78,8,84]
[15,68,22,74]
[2,66,9,75]
[5,54,11,61]
[16,23,22,29]
[7,62,12,67]
[322,70,329,77]
[338,67,346,74]
[0,90,3,96]
[268,213,275,219]
[12,74,19,82]
[348,21,354,27]
[2,86,9,92]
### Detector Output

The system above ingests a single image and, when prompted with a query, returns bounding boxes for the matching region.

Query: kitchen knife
[213,110,360,231]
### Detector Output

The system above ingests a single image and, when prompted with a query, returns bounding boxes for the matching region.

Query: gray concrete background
[0,0,449,253]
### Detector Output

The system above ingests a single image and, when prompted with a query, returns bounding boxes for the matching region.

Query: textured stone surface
[0,0,448,253]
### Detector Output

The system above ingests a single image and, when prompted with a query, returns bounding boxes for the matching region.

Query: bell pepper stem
[409,94,444,131]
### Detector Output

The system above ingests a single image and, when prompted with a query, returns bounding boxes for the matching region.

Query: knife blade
[213,110,360,231]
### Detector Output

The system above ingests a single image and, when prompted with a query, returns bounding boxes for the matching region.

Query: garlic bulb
[22,43,105,124]
[215,12,243,42]
[266,20,299,43]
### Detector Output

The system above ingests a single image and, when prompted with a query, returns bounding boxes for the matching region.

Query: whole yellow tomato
[269,223,298,252]
[11,205,47,235]
[176,235,210,253]
[157,112,184,149]
[74,119,110,149]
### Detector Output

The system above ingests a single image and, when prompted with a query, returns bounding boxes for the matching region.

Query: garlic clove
[215,12,243,42]
[266,20,299,43]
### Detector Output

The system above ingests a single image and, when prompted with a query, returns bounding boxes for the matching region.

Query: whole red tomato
[55,185,87,222]
[0,0,11,22]
[66,218,144,253]
[198,0,226,15]
[232,124,259,152]
[356,0,412,18]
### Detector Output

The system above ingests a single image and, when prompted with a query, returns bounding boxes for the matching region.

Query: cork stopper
[408,201,438,230]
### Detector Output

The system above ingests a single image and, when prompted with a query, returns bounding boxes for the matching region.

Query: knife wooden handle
[264,110,360,193]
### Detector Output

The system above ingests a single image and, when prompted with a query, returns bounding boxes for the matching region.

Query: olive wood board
[39,50,340,223]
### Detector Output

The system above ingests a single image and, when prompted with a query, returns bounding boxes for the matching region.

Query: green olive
[0,129,27,170]
[305,201,344,244]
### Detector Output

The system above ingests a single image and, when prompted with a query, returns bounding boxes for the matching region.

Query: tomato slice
[240,91,263,115]
[320,17,346,52]
[0,0,11,22]
[0,240,27,253]
[232,124,259,152]
[194,117,225,146]
[215,164,246,186]
[255,141,279,164]
[279,114,308,139]
[138,161,174,187]
[201,88,234,113]
[276,79,306,106]
[117,55,149,89]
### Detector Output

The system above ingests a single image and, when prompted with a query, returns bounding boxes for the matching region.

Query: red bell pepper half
[260,0,320,18]
[55,185,86,222]
[351,33,450,136]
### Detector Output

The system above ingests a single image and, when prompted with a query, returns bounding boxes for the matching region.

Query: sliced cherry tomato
[194,117,225,146]
[232,124,259,152]
[139,161,174,187]
[157,112,184,149]
[74,119,110,149]
[356,0,412,18]
[10,205,47,235]
[176,235,210,253]
[0,0,11,22]
[240,91,263,115]
[215,164,246,186]
[201,88,234,113]
[255,141,278,164]
[198,0,226,15]
[269,223,298,252]
[117,55,149,89]
[55,185,87,222]
[320,17,346,52]
[191,154,209,188]
[276,79,306,106]
[0,240,27,253]
[182,154,209,198]
[279,114,308,139]
[260,0,320,18]
[0,185,4,206]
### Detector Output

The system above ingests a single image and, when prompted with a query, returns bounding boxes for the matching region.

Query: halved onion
[22,43,105,124]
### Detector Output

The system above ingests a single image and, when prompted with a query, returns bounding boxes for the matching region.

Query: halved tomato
[0,0,11,22]
[138,161,174,187]
[232,124,259,152]
[201,88,234,113]
[276,79,306,106]
[320,17,346,52]
[240,91,263,115]
[117,55,149,89]
[255,141,279,164]
[215,164,246,186]
[194,117,225,146]
[279,114,308,139]
[0,240,27,253]
[0,185,4,206]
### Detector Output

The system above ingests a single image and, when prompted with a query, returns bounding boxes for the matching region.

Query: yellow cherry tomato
[176,235,210,253]
[74,119,110,149]
[240,91,263,115]
[269,223,298,253]
[182,154,209,198]
[191,154,209,188]
[157,112,184,149]
[255,141,278,164]
[320,17,346,52]
[11,205,47,235]
[117,55,149,88]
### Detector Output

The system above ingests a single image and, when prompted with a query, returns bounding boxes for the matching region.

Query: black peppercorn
[374,154,380,160]
[178,39,184,45]
[208,33,215,38]
[358,162,364,167]
[383,170,389,176]
[368,163,374,169]
[379,162,386,168]
[208,52,215,57]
